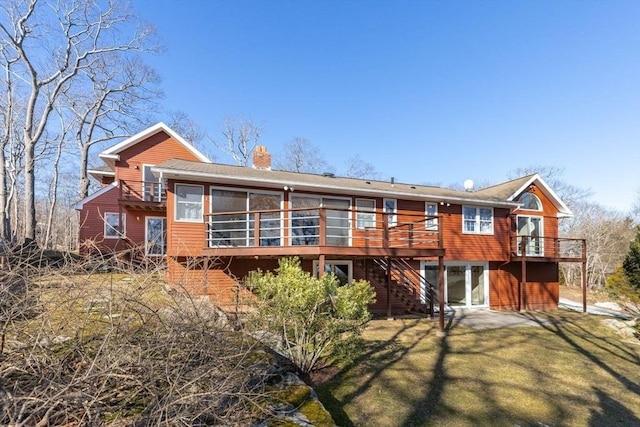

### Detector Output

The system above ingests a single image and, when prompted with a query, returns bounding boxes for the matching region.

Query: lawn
[316,311,640,426]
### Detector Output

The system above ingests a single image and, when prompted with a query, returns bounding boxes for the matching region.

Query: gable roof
[475,174,573,218]
[152,159,521,208]
[72,182,118,210]
[87,165,116,181]
[99,122,210,168]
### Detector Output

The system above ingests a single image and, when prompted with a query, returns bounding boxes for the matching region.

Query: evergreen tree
[622,226,640,292]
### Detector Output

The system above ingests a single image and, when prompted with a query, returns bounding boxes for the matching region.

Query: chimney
[252,146,271,170]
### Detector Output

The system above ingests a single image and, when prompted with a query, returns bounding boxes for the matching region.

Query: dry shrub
[0,250,282,426]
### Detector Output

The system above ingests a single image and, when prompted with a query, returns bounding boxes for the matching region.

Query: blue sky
[133,0,640,212]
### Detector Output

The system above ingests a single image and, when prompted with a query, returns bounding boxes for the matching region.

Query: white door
[146,217,166,256]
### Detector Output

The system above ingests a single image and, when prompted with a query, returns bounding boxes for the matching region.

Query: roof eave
[152,166,519,208]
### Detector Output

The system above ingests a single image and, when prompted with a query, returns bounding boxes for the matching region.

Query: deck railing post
[582,239,587,314]
[520,236,527,312]
[408,223,414,248]
[253,212,261,247]
[383,214,389,248]
[319,208,326,246]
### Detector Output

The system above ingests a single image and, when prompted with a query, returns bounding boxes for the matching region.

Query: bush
[247,257,376,374]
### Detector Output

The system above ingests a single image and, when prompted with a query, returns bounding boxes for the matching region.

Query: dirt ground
[559,284,610,305]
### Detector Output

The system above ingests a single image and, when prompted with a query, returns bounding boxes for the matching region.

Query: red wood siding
[79,187,130,254]
[442,206,511,261]
[115,131,202,183]
[490,262,559,310]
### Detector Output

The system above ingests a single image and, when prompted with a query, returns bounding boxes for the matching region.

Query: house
[75,123,587,329]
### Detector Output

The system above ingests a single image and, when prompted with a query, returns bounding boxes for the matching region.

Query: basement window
[104,212,125,239]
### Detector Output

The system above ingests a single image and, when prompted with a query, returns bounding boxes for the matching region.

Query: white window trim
[462,205,494,235]
[517,192,543,211]
[383,198,397,227]
[421,261,490,308]
[104,212,125,239]
[145,216,166,257]
[175,183,205,223]
[355,198,376,230]
[209,186,284,247]
[425,202,438,230]
[312,260,353,284]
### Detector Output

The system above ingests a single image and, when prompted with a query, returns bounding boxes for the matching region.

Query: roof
[87,165,115,180]
[99,122,210,168]
[152,159,521,208]
[72,182,118,210]
[476,174,573,218]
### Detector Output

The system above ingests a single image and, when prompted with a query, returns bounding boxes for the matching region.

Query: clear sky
[132,0,640,213]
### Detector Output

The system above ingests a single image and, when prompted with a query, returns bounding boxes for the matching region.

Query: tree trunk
[24,142,36,242]
[80,144,90,199]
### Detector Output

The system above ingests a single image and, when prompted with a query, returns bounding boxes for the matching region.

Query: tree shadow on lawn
[317,311,640,427]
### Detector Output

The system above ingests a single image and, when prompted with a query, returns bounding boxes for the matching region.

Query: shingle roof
[152,159,521,207]
[474,175,536,200]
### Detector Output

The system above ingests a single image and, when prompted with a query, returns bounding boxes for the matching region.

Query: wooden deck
[202,207,444,259]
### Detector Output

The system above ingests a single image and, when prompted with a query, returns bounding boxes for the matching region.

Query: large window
[104,212,125,238]
[291,196,350,246]
[209,188,282,247]
[425,202,438,230]
[175,184,204,222]
[355,199,376,229]
[462,206,493,234]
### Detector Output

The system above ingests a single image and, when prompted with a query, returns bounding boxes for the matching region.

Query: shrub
[247,257,376,374]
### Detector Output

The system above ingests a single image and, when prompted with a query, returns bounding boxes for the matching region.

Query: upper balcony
[118,180,166,211]
[202,207,444,258]
[510,235,586,263]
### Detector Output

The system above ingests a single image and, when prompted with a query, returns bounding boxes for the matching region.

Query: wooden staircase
[358,258,433,316]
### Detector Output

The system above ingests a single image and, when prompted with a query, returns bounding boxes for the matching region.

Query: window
[426,202,438,230]
[175,184,204,222]
[313,260,353,286]
[384,198,397,227]
[421,261,489,308]
[104,212,125,238]
[517,192,542,211]
[462,206,493,234]
[356,199,376,229]
[208,188,282,247]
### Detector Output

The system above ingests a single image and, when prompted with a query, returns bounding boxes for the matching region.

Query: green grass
[316,311,640,426]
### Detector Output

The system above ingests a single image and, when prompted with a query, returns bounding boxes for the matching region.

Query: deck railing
[511,235,586,260]
[205,207,441,250]
[119,180,166,203]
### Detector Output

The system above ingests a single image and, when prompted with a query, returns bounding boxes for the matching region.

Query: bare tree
[343,155,382,180]
[68,55,161,199]
[0,0,157,242]
[211,116,262,166]
[166,110,214,161]
[562,201,636,288]
[274,137,332,174]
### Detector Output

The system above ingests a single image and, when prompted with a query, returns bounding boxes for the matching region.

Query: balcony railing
[119,180,166,203]
[205,207,441,250]
[511,235,586,260]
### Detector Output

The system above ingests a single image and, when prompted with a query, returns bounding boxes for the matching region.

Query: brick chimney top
[252,146,271,170]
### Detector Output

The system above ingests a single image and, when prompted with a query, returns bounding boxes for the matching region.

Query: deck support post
[438,255,445,334]
[520,237,526,312]
[318,254,325,279]
[386,257,392,319]
[582,240,587,314]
